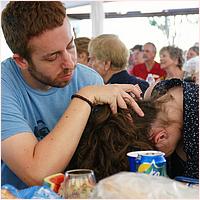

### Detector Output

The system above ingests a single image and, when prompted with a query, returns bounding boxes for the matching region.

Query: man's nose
[61,50,74,68]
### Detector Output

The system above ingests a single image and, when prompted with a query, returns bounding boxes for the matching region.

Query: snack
[1,188,17,199]
[43,173,65,193]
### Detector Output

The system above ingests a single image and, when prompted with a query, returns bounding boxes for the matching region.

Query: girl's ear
[13,54,29,69]
[151,127,168,147]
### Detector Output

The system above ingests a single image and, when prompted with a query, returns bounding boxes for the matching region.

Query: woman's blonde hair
[88,34,129,69]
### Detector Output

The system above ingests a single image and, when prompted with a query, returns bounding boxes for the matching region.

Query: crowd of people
[1,1,199,191]
[127,42,199,83]
[74,33,199,85]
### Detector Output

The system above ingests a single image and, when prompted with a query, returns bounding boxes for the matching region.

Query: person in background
[67,78,199,180]
[88,34,149,95]
[129,42,166,81]
[183,56,199,84]
[74,37,91,66]
[127,44,144,73]
[183,46,199,83]
[127,50,134,71]
[186,46,199,61]
[1,1,143,189]
[193,42,199,47]
[159,46,184,80]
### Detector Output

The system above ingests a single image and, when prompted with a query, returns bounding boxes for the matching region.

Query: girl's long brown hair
[66,100,159,181]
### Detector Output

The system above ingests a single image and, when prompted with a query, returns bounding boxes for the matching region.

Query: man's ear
[13,54,29,69]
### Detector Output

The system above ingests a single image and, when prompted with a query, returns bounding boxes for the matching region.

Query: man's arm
[2,97,91,186]
[2,84,143,186]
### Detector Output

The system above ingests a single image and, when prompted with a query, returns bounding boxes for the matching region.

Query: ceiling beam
[68,8,199,20]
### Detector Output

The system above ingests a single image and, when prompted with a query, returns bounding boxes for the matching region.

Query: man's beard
[28,63,74,88]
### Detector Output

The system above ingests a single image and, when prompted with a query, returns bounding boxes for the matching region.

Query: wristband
[71,94,93,109]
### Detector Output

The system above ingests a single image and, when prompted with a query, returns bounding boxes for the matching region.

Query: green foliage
[149,19,157,26]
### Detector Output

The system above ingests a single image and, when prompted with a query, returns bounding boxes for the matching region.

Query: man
[129,42,166,80]
[1,2,143,189]
[88,34,149,95]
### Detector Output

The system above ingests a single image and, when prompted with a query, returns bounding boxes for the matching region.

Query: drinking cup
[62,169,96,199]
[127,151,147,172]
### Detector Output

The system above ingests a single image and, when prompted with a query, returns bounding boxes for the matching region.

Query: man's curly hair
[1,1,66,60]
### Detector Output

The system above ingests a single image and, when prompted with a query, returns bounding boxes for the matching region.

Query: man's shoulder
[76,63,98,73]
[132,63,146,71]
[2,57,15,70]
[134,63,145,68]
[1,58,19,82]
[74,63,104,84]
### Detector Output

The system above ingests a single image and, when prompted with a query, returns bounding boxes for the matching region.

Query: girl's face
[150,87,183,157]
[160,51,177,69]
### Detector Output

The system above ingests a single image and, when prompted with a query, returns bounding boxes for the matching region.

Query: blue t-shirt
[1,58,104,189]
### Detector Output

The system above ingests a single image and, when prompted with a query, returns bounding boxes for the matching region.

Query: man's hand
[78,84,144,116]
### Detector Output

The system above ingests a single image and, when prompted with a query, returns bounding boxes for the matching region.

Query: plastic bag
[1,184,61,199]
[90,172,199,199]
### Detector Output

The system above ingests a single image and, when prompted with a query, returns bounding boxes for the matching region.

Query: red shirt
[129,61,166,80]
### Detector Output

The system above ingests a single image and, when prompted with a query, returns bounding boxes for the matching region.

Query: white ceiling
[1,1,198,14]
[65,0,199,14]
[63,1,92,8]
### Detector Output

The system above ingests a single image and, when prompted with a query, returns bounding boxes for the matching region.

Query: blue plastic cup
[127,151,147,172]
